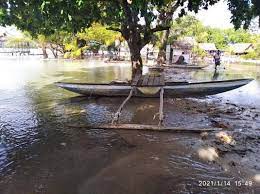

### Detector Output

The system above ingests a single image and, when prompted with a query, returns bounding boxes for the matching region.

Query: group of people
[174,50,222,70]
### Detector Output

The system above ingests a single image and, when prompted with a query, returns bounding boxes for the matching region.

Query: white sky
[195,0,233,29]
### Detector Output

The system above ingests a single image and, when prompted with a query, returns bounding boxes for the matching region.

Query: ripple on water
[167,154,237,193]
[168,154,222,173]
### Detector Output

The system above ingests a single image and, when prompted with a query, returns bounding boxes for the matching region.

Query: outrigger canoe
[55,79,252,98]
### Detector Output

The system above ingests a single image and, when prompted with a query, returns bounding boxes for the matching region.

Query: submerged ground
[0,56,259,194]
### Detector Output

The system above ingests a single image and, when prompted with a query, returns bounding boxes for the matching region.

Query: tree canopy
[0,0,259,76]
[77,23,121,47]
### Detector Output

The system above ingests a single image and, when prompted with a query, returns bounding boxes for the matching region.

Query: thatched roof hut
[229,43,254,55]
[171,37,196,51]
[198,43,217,52]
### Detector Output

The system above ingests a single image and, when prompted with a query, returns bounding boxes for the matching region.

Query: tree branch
[106,27,122,33]
[157,0,186,24]
[150,25,170,33]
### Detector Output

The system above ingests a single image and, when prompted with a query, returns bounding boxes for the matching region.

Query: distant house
[172,37,196,51]
[229,43,254,55]
[0,32,7,48]
[198,43,217,53]
[166,37,196,63]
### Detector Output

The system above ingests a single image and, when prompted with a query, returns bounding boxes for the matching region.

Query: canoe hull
[55,79,252,98]
[163,64,210,69]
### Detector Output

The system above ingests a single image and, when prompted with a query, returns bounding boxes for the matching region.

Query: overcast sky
[195,0,233,29]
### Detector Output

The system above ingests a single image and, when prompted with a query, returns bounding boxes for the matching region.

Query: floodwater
[0,56,259,194]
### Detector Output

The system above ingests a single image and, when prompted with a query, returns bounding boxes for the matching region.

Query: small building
[0,32,7,48]
[198,43,217,53]
[166,37,196,63]
[229,43,254,55]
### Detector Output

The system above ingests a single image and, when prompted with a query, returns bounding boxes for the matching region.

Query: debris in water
[254,174,260,183]
[200,132,208,140]
[198,147,218,162]
[60,142,67,146]
[215,131,235,145]
[150,156,160,161]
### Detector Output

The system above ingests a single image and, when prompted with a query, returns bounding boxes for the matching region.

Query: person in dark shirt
[175,52,186,64]
[213,50,221,70]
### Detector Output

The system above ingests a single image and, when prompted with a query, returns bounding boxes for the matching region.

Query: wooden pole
[111,87,135,124]
[68,124,222,133]
[159,87,164,126]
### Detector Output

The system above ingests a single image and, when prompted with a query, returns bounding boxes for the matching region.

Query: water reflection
[212,69,220,80]
[189,63,260,108]
[0,57,132,175]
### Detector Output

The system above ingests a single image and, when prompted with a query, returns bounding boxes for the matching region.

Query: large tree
[0,0,259,78]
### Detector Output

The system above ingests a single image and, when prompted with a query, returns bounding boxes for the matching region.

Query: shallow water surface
[0,56,259,194]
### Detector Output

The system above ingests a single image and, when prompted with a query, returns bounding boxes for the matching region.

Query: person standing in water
[213,50,221,70]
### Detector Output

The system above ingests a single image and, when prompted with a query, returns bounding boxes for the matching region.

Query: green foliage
[0,0,259,65]
[243,51,258,59]
[227,0,260,29]
[5,34,35,48]
[192,45,207,58]
[47,31,72,47]
[64,48,84,59]
[63,37,87,59]
[78,23,121,47]
[62,23,121,58]
[169,15,206,42]
[169,15,257,50]
[206,28,227,49]
[0,1,258,45]
[243,41,260,59]
[224,28,254,43]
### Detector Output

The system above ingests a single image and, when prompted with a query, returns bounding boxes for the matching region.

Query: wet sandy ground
[0,59,260,194]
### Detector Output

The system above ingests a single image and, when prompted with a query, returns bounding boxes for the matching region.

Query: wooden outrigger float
[56,74,252,132]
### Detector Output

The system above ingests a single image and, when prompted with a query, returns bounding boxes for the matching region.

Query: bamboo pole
[111,87,135,124]
[159,87,164,126]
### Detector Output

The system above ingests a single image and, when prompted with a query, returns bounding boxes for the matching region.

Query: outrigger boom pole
[159,87,164,126]
[111,87,135,124]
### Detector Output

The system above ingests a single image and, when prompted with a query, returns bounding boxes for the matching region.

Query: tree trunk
[42,46,48,59]
[157,29,170,65]
[80,48,84,59]
[50,48,58,58]
[122,27,144,80]
[128,42,143,80]
[50,44,58,58]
